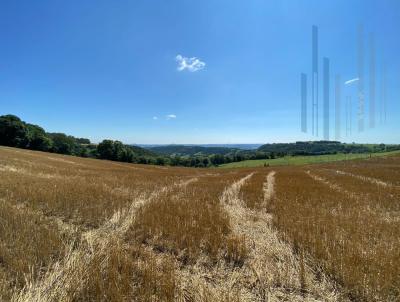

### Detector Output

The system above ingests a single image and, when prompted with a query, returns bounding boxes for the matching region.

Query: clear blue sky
[1,0,399,144]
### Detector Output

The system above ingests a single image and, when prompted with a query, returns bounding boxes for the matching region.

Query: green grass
[218,151,400,168]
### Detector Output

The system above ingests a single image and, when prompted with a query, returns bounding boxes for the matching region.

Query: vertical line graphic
[380,63,384,124]
[346,95,350,136]
[369,33,376,128]
[335,75,341,141]
[346,96,351,137]
[301,73,307,133]
[323,58,330,140]
[383,64,387,124]
[358,25,365,132]
[346,96,349,136]
[312,25,318,136]
[380,62,387,125]
[349,96,352,135]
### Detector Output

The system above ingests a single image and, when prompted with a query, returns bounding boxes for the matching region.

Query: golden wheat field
[0,146,399,302]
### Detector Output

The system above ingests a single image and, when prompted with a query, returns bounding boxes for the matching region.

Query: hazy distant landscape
[137,144,263,150]
[2,114,400,170]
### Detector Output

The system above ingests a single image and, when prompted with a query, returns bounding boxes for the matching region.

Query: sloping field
[219,151,400,168]
[0,146,399,301]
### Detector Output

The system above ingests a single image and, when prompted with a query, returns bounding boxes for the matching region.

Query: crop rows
[271,159,400,301]
[0,146,398,301]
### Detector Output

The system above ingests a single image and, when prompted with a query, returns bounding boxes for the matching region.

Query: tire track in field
[305,170,356,197]
[329,169,395,188]
[12,178,198,302]
[263,171,276,204]
[179,172,346,301]
[177,173,256,301]
[305,170,393,200]
[0,164,64,179]
[305,170,400,223]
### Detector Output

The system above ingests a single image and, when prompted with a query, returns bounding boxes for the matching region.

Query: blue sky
[0,0,399,144]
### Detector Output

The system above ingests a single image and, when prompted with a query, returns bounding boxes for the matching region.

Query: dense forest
[257,141,400,155]
[1,114,398,168]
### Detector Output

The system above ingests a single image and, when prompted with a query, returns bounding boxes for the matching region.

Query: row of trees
[97,140,157,163]
[8,114,393,168]
[2,114,272,167]
[0,115,91,155]
[95,140,278,167]
[258,140,398,156]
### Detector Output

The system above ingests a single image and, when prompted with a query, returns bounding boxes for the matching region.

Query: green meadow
[218,150,400,168]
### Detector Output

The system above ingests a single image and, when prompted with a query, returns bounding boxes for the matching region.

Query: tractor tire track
[13,178,198,302]
[179,172,347,301]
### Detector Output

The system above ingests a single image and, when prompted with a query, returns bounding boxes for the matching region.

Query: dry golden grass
[0,146,398,301]
[0,147,197,301]
[271,161,400,301]
[0,147,197,227]
[0,199,66,301]
[322,155,400,186]
[239,171,266,210]
[130,174,233,262]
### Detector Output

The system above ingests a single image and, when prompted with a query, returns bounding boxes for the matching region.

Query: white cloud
[175,54,205,72]
[166,114,176,120]
[152,116,158,120]
[345,78,359,85]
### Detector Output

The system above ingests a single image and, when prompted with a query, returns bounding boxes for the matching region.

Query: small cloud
[152,116,158,120]
[175,54,205,72]
[166,114,176,120]
[345,78,359,85]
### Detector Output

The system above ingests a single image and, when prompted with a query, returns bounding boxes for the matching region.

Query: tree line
[4,114,391,168]
[258,140,399,155]
[0,115,88,154]
[0,114,275,167]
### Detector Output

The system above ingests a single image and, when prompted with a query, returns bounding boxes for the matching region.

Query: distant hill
[128,145,158,157]
[144,144,242,156]
[197,144,262,150]
[257,141,400,155]
[138,144,262,150]
[3,114,398,169]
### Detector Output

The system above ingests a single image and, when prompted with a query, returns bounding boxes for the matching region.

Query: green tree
[202,157,210,167]
[97,140,115,159]
[26,124,52,151]
[156,157,165,165]
[0,115,28,147]
[75,137,91,144]
[48,133,76,154]
[112,141,125,161]
[120,147,134,162]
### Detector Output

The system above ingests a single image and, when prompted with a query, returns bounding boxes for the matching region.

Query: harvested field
[272,166,400,301]
[0,146,399,301]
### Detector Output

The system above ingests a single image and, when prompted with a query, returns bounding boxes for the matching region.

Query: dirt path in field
[178,172,346,301]
[178,177,199,187]
[12,178,198,302]
[306,170,347,193]
[0,163,64,179]
[263,171,276,204]
[306,170,376,200]
[305,170,400,223]
[329,169,394,188]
